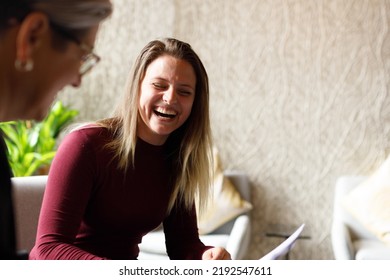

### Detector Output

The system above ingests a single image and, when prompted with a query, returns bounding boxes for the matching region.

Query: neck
[137,133,168,146]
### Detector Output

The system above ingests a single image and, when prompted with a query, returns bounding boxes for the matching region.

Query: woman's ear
[15,12,50,71]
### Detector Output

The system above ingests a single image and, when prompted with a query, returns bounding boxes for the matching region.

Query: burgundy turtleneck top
[29,126,209,260]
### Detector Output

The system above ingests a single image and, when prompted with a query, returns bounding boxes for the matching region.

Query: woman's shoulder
[63,123,112,146]
[69,123,105,135]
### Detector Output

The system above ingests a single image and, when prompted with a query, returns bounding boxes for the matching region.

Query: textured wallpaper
[58,0,390,259]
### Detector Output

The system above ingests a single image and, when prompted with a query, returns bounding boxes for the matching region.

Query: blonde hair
[98,38,213,213]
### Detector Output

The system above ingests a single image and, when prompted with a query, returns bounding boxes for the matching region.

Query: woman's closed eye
[152,82,193,96]
[152,82,167,90]
[178,89,192,96]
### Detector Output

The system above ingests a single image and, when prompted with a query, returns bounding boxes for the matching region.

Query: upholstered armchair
[332,176,390,260]
[12,175,47,255]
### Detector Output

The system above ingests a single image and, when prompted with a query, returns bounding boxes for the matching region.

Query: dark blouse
[29,126,209,260]
[0,132,16,259]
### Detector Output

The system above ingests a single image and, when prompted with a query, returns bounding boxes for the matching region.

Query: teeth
[155,107,176,117]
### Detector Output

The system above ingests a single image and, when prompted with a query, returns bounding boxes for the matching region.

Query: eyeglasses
[77,43,101,76]
[50,23,101,76]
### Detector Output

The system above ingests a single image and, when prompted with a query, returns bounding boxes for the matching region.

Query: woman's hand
[202,247,231,260]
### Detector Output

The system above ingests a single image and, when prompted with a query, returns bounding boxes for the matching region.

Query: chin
[153,128,176,138]
[29,107,50,122]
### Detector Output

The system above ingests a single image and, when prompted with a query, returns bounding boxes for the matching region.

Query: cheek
[46,49,78,78]
[139,88,159,112]
[43,73,70,96]
[40,66,77,98]
[181,98,195,120]
[138,92,150,116]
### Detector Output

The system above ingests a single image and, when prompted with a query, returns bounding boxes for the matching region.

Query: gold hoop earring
[15,59,34,72]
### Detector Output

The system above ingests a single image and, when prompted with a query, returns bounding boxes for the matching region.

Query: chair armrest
[226,214,251,260]
[331,220,355,259]
[12,175,47,252]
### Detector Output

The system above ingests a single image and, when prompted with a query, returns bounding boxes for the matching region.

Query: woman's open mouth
[154,107,177,119]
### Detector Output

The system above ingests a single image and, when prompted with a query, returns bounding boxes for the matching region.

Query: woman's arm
[30,129,105,260]
[163,202,210,259]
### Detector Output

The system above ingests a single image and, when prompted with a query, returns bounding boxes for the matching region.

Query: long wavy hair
[98,38,213,213]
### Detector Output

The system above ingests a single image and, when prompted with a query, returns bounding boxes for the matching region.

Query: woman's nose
[71,74,82,88]
[163,88,177,104]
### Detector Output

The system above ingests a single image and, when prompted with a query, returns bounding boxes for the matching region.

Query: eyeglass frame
[49,22,101,76]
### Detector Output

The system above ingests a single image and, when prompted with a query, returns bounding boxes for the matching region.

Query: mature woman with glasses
[0,0,112,259]
[30,38,231,260]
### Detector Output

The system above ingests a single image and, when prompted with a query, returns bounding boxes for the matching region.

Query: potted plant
[0,101,78,176]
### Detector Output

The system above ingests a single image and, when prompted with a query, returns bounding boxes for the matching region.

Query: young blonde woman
[30,38,231,260]
[0,0,112,259]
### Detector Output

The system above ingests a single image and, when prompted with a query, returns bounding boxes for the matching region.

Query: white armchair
[138,170,252,260]
[331,176,390,260]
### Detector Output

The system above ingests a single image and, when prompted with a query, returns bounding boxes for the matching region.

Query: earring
[14,59,34,72]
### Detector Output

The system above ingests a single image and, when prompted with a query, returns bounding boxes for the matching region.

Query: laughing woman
[30,38,231,260]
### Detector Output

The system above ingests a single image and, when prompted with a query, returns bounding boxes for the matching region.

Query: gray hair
[31,0,112,29]
[0,0,112,32]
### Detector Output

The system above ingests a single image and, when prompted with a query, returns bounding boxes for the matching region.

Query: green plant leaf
[24,151,57,176]
[0,101,78,176]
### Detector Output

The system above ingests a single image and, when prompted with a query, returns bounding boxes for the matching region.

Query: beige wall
[58,0,390,259]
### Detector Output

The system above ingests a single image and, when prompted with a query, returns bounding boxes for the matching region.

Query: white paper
[259,223,305,260]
